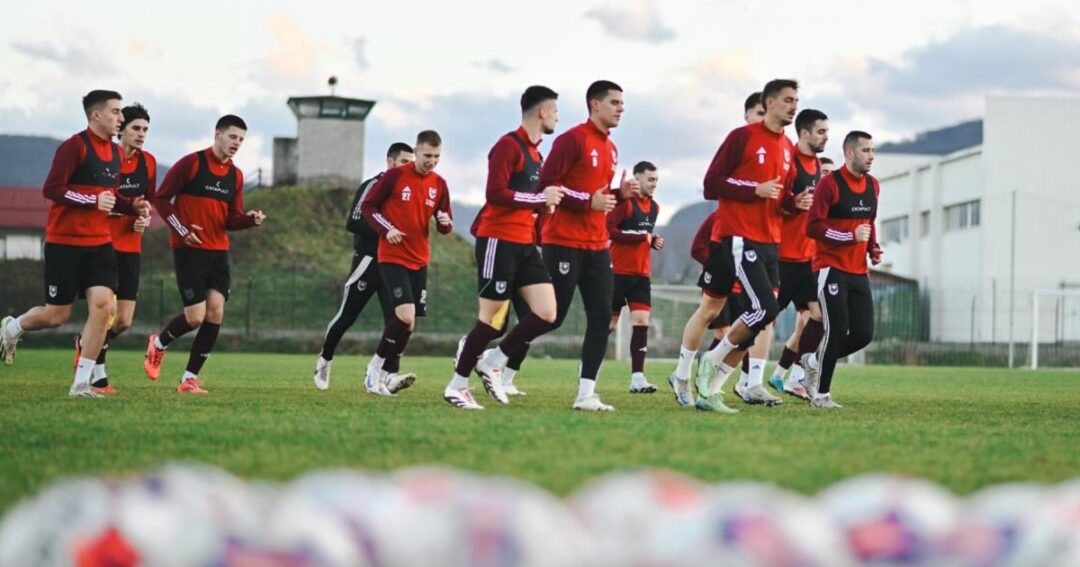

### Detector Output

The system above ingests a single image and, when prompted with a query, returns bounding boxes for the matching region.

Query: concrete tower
[273,88,376,189]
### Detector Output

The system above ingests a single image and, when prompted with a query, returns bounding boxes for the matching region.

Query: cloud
[474,59,514,74]
[352,37,368,70]
[584,0,676,44]
[11,41,116,76]
[252,13,319,90]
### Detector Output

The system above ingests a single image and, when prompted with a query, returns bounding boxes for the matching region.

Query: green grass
[1,349,1079,512]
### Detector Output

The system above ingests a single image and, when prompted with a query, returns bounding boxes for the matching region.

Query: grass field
[1,348,1079,512]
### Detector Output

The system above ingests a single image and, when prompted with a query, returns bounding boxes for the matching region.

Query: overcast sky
[3,0,1079,221]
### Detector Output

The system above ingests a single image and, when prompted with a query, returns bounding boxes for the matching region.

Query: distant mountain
[0,133,170,188]
[878,119,983,155]
[654,201,713,284]
[450,203,481,242]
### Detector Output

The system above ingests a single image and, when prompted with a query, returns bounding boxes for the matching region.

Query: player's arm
[869,183,883,264]
[703,129,759,202]
[485,138,548,210]
[690,214,714,265]
[538,132,592,211]
[779,166,803,215]
[435,181,453,235]
[607,201,648,242]
[154,154,198,239]
[806,175,856,245]
[227,170,261,231]
[42,139,100,209]
[360,168,401,236]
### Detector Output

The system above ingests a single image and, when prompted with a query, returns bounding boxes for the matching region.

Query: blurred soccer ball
[0,477,114,567]
[937,482,1056,567]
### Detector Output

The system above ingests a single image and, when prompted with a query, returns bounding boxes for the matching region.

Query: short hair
[215,114,247,132]
[633,161,657,175]
[843,130,873,151]
[743,92,762,112]
[82,90,122,118]
[586,80,622,108]
[120,103,150,131]
[416,129,442,147]
[820,156,834,165]
[795,109,828,136]
[521,85,558,113]
[761,79,799,110]
[386,142,413,159]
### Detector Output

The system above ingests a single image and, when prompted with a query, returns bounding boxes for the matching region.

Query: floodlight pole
[1008,190,1017,369]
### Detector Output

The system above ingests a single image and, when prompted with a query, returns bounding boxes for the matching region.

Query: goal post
[1029,288,1080,369]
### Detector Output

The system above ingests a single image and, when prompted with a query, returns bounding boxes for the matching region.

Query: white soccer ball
[937,482,1057,567]
[818,474,960,565]
[0,477,114,567]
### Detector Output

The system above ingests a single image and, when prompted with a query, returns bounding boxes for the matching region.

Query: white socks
[448,373,469,390]
[486,347,509,368]
[182,370,197,382]
[747,358,766,388]
[577,378,595,400]
[502,367,517,386]
[631,372,646,384]
[154,335,166,350]
[73,357,95,387]
[92,364,107,381]
[709,362,736,396]
[706,336,735,366]
[6,316,24,339]
[368,355,385,374]
[675,347,695,380]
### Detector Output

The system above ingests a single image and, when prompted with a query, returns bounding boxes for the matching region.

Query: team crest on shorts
[703,273,712,284]
[745,250,758,262]
[48,285,57,298]
[419,290,427,304]
[495,281,507,294]
[393,287,403,299]
[828,283,839,296]
[183,288,195,300]
[357,280,367,291]
[558,261,570,275]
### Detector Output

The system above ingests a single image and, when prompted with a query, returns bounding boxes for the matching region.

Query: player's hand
[543,186,563,208]
[652,235,665,250]
[590,190,617,212]
[132,196,152,216]
[184,224,204,245]
[96,191,116,212]
[436,211,452,226]
[618,169,640,198]
[386,227,405,244]
[870,244,883,265]
[854,224,872,242]
[795,191,814,210]
[133,215,151,233]
[755,177,782,199]
[247,209,266,226]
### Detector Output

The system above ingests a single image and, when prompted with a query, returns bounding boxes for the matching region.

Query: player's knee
[43,309,70,328]
[398,313,415,328]
[111,321,131,335]
[185,312,206,327]
[535,305,557,324]
[761,299,780,326]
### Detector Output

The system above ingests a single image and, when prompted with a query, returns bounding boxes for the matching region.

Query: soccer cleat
[746,384,783,406]
[503,381,527,396]
[767,374,786,396]
[733,381,754,404]
[695,393,739,414]
[811,393,843,409]
[69,383,103,398]
[695,356,718,400]
[91,384,118,395]
[177,378,208,394]
[667,373,694,407]
[475,350,509,404]
[629,380,657,394]
[443,387,484,410]
[573,394,615,412]
[386,372,416,394]
[783,382,811,401]
[800,353,820,397]
[313,358,331,391]
[72,334,83,369]
[144,334,165,381]
[0,316,18,365]
[364,371,394,396]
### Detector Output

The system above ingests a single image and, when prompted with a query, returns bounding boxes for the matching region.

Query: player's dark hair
[843,130,873,151]
[820,156,835,165]
[586,80,622,110]
[521,85,558,113]
[82,90,122,118]
[120,103,150,131]
[633,161,657,175]
[387,142,413,159]
[215,114,247,131]
[416,130,442,147]
[761,79,799,110]
[795,109,828,137]
[743,92,762,112]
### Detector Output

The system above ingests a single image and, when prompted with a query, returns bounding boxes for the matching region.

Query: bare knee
[536,306,557,324]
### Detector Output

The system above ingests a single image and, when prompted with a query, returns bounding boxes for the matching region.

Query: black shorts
[115,252,142,301]
[698,237,780,332]
[173,248,231,307]
[43,243,117,305]
[345,252,382,295]
[778,260,817,311]
[378,263,427,317]
[611,274,651,314]
[475,237,551,301]
[708,293,744,329]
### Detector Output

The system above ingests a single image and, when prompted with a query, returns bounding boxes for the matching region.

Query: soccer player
[765,109,829,401]
[446,86,562,410]
[671,79,810,413]
[143,115,265,394]
[608,160,664,393]
[360,130,453,396]
[74,103,156,394]
[820,157,835,175]
[313,142,416,391]
[803,131,882,408]
[0,90,150,397]
[536,80,639,412]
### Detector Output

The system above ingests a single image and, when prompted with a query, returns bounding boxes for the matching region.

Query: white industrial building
[874,95,1080,347]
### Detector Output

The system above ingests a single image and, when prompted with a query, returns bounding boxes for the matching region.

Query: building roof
[878,119,983,155]
[0,187,165,231]
[287,95,376,121]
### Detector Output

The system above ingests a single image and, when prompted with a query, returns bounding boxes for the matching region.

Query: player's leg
[628,303,655,393]
[2,243,84,366]
[86,251,139,393]
[673,241,731,394]
[176,289,225,394]
[369,263,417,397]
[822,274,874,406]
[573,249,615,411]
[69,285,114,398]
[145,249,208,380]
[315,254,378,390]
[501,292,537,395]
[810,268,849,408]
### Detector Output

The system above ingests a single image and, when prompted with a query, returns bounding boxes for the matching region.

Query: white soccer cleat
[503,381,527,397]
[667,373,694,407]
[68,383,102,399]
[0,316,19,366]
[746,384,783,406]
[313,358,331,391]
[364,360,394,397]
[800,353,820,397]
[386,372,416,394]
[733,381,753,403]
[444,386,484,410]
[629,376,657,394]
[573,394,615,412]
[811,393,843,409]
[475,350,509,405]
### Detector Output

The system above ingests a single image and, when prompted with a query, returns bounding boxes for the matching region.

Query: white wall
[2,233,42,260]
[297,118,366,189]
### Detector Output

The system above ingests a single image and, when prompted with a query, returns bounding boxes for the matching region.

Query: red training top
[361,163,453,270]
[779,150,819,262]
[608,196,659,277]
[108,149,157,253]
[538,120,618,250]
[472,127,547,244]
[807,166,880,274]
[154,148,252,251]
[691,209,719,266]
